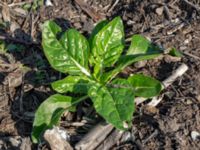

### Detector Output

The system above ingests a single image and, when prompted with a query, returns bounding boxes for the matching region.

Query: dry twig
[135,63,188,105]
[74,0,105,22]
[108,0,120,12]
[183,0,200,11]
[44,126,73,150]
[183,51,200,61]
[75,123,113,150]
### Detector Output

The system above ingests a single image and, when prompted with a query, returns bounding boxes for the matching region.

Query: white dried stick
[43,126,72,150]
[75,123,113,150]
[135,63,188,106]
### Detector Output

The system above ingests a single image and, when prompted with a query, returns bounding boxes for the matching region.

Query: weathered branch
[75,122,113,150]
[43,126,73,150]
[135,63,188,106]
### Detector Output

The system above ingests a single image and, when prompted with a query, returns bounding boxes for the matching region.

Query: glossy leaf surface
[89,20,108,65]
[101,53,162,83]
[51,76,89,94]
[127,34,151,55]
[89,20,108,48]
[128,74,162,98]
[32,94,74,143]
[169,47,183,57]
[33,17,164,144]
[89,79,134,130]
[42,21,91,76]
[91,17,125,77]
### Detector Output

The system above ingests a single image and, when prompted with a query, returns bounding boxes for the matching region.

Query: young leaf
[128,74,163,98]
[127,34,151,55]
[169,47,183,57]
[127,34,162,55]
[42,21,91,76]
[89,20,108,65]
[89,79,134,130]
[51,76,90,94]
[91,17,125,77]
[31,94,87,143]
[89,20,108,48]
[100,53,162,83]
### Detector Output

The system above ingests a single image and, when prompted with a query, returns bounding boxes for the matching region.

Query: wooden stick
[183,0,200,11]
[74,0,105,22]
[96,130,124,150]
[108,0,120,12]
[44,126,73,150]
[135,63,188,105]
[75,122,113,150]
[147,63,188,106]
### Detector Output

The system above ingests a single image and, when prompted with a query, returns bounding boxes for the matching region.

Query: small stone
[156,7,164,16]
[45,0,53,6]
[197,95,200,102]
[134,60,147,68]
[179,46,187,50]
[73,22,82,29]
[127,20,135,25]
[123,121,129,129]
[121,131,132,142]
[10,22,20,33]
[186,99,193,105]
[191,131,200,141]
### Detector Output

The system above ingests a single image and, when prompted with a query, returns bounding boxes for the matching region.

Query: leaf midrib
[48,26,91,77]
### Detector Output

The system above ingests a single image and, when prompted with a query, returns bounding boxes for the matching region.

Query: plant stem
[73,95,89,105]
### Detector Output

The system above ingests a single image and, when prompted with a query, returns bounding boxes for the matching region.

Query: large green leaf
[100,53,162,83]
[90,17,125,77]
[31,94,86,143]
[128,74,163,98]
[51,76,90,94]
[89,79,134,130]
[42,21,91,76]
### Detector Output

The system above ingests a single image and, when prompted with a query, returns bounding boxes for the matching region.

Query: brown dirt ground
[0,0,200,149]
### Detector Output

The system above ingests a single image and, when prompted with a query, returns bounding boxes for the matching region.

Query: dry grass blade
[2,3,11,22]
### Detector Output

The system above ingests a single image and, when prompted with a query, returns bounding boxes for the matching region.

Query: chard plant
[31,17,163,143]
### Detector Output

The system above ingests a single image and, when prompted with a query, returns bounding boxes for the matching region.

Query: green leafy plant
[169,47,183,57]
[32,17,164,143]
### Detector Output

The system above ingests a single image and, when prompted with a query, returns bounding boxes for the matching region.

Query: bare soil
[0,0,200,149]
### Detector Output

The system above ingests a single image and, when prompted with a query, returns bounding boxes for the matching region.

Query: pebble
[74,22,82,29]
[179,46,187,51]
[134,60,147,68]
[45,0,53,6]
[10,22,20,33]
[156,7,164,16]
[191,131,200,141]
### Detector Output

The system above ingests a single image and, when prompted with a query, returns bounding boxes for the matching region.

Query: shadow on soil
[0,18,72,146]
